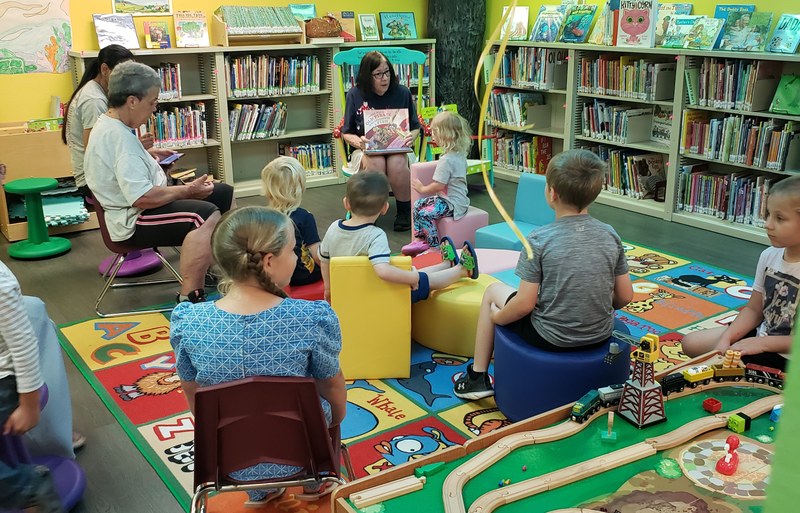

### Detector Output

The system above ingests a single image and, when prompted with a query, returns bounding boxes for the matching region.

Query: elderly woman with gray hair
[85,61,234,304]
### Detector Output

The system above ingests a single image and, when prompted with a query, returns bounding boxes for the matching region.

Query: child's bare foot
[460,241,480,279]
[440,236,458,266]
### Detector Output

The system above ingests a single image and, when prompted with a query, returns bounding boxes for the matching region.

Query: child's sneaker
[439,236,459,266]
[453,365,494,400]
[176,289,206,304]
[460,241,480,279]
[25,466,65,513]
[401,240,430,256]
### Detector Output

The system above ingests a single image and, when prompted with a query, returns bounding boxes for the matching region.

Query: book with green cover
[654,3,692,46]
[682,17,725,50]
[770,75,800,116]
[768,14,800,53]
[719,11,774,51]
[661,15,706,48]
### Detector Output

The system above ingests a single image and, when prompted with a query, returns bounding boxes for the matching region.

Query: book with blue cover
[558,4,596,43]
[712,4,755,48]
[768,14,800,54]
[530,5,565,42]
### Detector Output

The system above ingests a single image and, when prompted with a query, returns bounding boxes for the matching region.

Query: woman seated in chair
[84,61,235,304]
[170,206,346,507]
[341,50,420,232]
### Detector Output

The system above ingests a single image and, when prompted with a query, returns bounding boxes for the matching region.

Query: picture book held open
[363,109,413,155]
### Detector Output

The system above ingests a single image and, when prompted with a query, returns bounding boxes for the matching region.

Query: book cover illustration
[683,18,725,50]
[661,15,706,48]
[616,0,658,48]
[654,3,692,46]
[587,1,611,45]
[174,11,209,47]
[144,21,170,49]
[720,12,773,51]
[713,4,755,48]
[770,75,800,115]
[558,4,597,43]
[768,14,800,53]
[651,105,673,145]
[331,11,357,42]
[93,14,140,49]
[501,6,530,40]
[530,5,565,42]
[379,12,417,40]
[358,14,380,41]
[363,109,413,154]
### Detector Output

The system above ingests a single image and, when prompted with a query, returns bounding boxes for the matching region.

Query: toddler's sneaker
[176,289,207,304]
[25,466,65,513]
[401,240,430,256]
[453,365,494,400]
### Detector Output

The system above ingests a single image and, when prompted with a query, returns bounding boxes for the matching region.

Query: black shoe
[453,365,494,400]
[176,289,207,304]
[393,212,411,232]
[26,466,65,513]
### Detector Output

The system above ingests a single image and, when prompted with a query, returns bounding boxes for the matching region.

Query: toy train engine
[660,372,686,396]
[681,365,714,388]
[597,383,625,407]
[745,363,785,389]
[571,390,601,423]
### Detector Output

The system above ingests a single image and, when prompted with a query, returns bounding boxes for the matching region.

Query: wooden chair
[190,376,353,513]
[90,197,182,318]
[332,46,428,177]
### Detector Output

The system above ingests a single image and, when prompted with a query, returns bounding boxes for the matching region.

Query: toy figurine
[716,435,740,475]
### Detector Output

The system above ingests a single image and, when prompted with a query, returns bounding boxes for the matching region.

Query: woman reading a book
[341,51,420,232]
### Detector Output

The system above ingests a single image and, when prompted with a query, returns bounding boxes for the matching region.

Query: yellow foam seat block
[411,274,498,357]
[330,256,411,379]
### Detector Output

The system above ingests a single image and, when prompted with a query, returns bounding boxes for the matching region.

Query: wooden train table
[333,379,781,513]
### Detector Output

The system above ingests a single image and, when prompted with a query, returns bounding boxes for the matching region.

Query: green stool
[5,178,71,259]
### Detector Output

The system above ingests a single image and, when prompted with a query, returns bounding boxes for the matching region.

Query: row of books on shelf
[279,143,335,175]
[681,111,800,171]
[504,2,800,53]
[583,145,666,200]
[577,57,675,102]
[140,104,208,148]
[156,63,182,101]
[491,131,553,174]
[684,58,780,112]
[483,47,567,91]
[214,5,302,35]
[93,12,209,50]
[487,90,546,128]
[228,102,287,141]
[224,54,321,98]
[580,100,658,145]
[341,62,430,91]
[675,165,786,226]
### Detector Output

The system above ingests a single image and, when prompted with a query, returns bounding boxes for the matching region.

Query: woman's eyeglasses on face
[372,69,391,79]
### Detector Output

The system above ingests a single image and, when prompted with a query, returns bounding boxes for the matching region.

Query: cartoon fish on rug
[397,361,449,407]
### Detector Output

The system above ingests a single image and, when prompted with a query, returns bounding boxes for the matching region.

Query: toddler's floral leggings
[413,196,453,247]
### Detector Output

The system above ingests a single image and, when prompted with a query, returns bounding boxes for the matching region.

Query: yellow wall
[486,0,787,43]
[0,0,427,124]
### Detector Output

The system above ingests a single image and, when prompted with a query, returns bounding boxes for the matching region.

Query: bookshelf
[484,41,800,244]
[68,39,436,198]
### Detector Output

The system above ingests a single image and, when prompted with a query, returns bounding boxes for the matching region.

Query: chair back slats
[193,376,338,490]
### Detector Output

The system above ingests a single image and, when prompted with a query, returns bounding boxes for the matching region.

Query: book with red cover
[363,109,413,154]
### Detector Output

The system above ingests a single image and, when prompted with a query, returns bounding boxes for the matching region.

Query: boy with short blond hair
[454,149,634,400]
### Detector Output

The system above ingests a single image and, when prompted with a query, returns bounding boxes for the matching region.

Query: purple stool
[0,385,86,511]
[98,249,162,277]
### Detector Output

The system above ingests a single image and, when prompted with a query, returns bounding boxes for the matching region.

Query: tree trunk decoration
[427,0,486,149]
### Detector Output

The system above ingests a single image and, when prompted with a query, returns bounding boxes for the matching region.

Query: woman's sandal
[460,241,480,279]
[295,480,340,502]
[439,236,459,266]
[244,487,286,508]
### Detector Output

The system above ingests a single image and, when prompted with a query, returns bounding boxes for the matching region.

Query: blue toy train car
[571,390,601,423]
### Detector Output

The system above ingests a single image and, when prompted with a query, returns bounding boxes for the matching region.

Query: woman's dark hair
[355,51,398,96]
[62,44,134,144]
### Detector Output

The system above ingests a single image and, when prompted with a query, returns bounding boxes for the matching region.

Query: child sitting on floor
[170,206,346,507]
[681,174,800,371]
[319,172,479,303]
[403,111,472,256]
[454,149,633,400]
[261,156,322,287]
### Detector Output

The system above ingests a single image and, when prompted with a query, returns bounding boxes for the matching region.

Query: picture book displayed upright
[661,15,705,48]
[363,109,413,154]
[330,11,356,42]
[358,14,379,41]
[616,0,658,48]
[93,13,139,49]
[174,11,209,47]
[587,1,612,45]
[654,2,692,47]
[768,14,800,53]
[719,11,774,51]
[143,21,170,49]
[713,4,756,48]
[530,5,565,43]
[558,4,596,43]
[379,12,417,40]
[501,6,530,40]
[682,18,725,50]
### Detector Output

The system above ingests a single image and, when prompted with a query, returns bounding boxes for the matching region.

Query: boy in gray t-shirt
[454,150,633,400]
[319,173,479,303]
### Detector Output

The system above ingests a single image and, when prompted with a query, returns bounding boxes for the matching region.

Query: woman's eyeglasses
[371,69,391,79]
